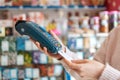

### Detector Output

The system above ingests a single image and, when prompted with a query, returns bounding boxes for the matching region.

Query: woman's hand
[64,59,105,79]
[31,31,65,60]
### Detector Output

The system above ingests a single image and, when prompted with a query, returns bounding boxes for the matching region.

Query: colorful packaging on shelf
[47,65,54,76]
[27,12,44,27]
[10,68,18,79]
[0,27,5,37]
[17,55,24,65]
[99,11,109,33]
[2,68,10,79]
[33,68,40,78]
[24,78,31,80]
[0,37,4,53]
[33,51,42,64]
[4,0,12,6]
[47,0,61,6]
[18,68,24,79]
[48,56,53,63]
[54,65,63,76]
[31,0,39,6]
[109,11,118,31]
[39,65,48,76]
[18,51,32,66]
[76,38,83,50]
[1,55,8,66]
[5,27,13,36]
[0,0,5,6]
[25,40,33,51]
[80,0,92,6]
[22,0,31,6]
[40,77,49,80]
[62,0,72,5]
[50,77,56,80]
[73,0,80,5]
[1,40,9,52]
[67,38,76,50]
[16,37,27,51]
[12,0,23,6]
[39,0,48,6]
[8,37,16,52]
[39,53,48,64]
[91,0,99,6]
[90,36,97,48]
[99,0,105,6]
[8,52,17,65]
[25,68,33,78]
[83,37,90,49]
[0,20,13,28]
[90,17,100,33]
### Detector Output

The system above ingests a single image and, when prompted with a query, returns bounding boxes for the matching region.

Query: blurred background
[0,0,120,80]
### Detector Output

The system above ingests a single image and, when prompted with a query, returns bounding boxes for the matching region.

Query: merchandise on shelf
[17,55,24,65]
[12,0,23,6]
[109,11,118,31]
[80,0,92,6]
[1,55,8,66]
[90,16,100,33]
[0,0,105,7]
[99,11,109,33]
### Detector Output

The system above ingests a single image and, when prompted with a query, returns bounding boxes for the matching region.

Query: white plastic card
[10,69,17,79]
[1,55,8,66]
[25,68,32,78]
[33,68,39,78]
[25,40,32,51]
[17,55,24,65]
[58,50,73,61]
[1,40,9,51]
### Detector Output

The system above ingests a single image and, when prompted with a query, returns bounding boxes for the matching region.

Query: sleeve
[99,64,120,80]
[94,27,120,80]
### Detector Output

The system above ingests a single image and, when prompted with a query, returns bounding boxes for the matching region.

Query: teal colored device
[15,20,62,54]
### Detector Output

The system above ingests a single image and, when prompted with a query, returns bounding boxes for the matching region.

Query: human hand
[64,59,105,79]
[31,30,65,60]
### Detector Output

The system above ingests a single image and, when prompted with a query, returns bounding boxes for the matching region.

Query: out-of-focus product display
[109,11,118,31]
[0,0,105,6]
[99,11,109,33]
[90,16,100,33]
[0,0,119,80]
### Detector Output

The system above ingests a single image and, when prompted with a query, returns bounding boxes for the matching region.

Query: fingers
[71,59,89,64]
[64,59,81,71]
[49,31,63,45]
[49,30,60,41]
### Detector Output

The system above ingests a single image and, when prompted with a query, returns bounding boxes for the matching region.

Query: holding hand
[64,59,105,79]
[31,31,65,60]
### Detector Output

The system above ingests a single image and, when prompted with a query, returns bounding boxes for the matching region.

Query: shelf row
[68,33,108,38]
[0,65,63,80]
[0,5,106,10]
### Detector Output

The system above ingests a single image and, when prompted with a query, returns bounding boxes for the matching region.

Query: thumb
[49,30,63,45]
